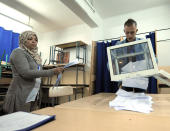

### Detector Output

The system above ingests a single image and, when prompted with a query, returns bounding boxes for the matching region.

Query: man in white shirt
[109,19,148,93]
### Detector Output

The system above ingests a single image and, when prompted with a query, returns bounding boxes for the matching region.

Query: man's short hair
[124,19,137,27]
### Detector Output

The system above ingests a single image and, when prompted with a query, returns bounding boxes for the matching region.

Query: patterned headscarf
[19,31,42,65]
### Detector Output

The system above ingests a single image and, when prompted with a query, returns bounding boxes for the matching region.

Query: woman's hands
[53,67,64,74]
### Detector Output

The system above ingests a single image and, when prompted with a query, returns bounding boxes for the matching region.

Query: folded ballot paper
[49,59,79,97]
[109,88,153,113]
[121,60,149,90]
[55,59,80,86]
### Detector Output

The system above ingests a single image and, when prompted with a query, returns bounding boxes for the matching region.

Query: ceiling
[93,0,170,18]
[0,0,170,32]
[0,0,84,32]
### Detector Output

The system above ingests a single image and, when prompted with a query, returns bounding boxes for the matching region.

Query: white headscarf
[19,31,42,65]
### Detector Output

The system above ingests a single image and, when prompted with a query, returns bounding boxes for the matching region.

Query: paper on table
[109,88,153,113]
[0,111,55,131]
[111,96,153,113]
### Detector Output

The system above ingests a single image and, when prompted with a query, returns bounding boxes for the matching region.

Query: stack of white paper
[109,89,153,113]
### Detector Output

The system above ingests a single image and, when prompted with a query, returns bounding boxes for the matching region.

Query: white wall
[102,5,170,38]
[37,24,93,69]
[38,4,170,67]
[36,31,59,65]
[102,4,170,66]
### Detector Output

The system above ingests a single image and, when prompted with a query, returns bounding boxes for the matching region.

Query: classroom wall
[102,5,170,38]
[37,24,93,69]
[102,4,170,66]
[38,4,170,68]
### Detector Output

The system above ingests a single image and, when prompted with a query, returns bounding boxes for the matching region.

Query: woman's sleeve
[10,49,55,79]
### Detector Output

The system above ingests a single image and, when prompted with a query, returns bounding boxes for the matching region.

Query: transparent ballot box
[107,39,158,81]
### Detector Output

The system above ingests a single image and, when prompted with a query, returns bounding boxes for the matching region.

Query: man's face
[124,24,138,42]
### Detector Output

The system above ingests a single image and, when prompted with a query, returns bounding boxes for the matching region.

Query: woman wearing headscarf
[3,31,64,114]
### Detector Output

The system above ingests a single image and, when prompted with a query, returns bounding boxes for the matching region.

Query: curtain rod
[157,38,170,43]
[98,27,170,42]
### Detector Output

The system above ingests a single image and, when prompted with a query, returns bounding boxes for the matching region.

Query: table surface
[33,93,170,131]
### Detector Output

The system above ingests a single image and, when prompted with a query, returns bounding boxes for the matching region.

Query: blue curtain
[95,40,119,93]
[146,32,158,93]
[95,32,158,94]
[0,27,19,62]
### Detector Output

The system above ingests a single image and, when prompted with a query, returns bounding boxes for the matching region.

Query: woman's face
[25,34,38,50]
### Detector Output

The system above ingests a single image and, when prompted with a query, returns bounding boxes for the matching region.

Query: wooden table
[33,93,170,131]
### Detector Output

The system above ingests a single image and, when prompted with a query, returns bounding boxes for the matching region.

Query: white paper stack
[109,88,153,113]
